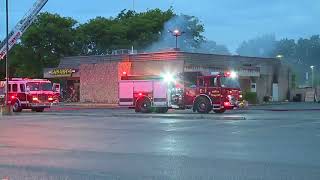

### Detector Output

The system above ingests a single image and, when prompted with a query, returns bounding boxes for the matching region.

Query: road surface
[0,103,320,179]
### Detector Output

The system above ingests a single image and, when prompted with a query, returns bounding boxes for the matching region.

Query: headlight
[161,72,175,83]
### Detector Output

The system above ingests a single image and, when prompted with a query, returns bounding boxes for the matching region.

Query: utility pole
[5,0,10,110]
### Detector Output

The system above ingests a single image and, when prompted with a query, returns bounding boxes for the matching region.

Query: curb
[40,111,246,120]
[249,102,290,106]
[262,109,320,112]
[102,114,246,120]
[57,103,119,108]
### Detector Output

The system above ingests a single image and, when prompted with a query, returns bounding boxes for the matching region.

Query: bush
[263,96,271,102]
[244,92,258,104]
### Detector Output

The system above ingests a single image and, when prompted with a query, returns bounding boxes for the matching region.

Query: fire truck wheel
[155,107,169,113]
[12,101,22,112]
[137,98,152,113]
[134,107,140,113]
[214,108,226,114]
[33,108,44,112]
[195,97,212,114]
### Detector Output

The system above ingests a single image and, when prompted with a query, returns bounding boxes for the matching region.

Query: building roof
[57,50,279,69]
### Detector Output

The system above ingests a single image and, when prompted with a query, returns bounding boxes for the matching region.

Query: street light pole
[175,35,178,49]
[310,65,315,88]
[169,29,185,49]
[5,0,9,109]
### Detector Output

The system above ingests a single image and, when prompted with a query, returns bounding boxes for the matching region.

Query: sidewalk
[58,102,320,111]
[249,102,320,111]
[59,102,119,108]
[249,101,290,106]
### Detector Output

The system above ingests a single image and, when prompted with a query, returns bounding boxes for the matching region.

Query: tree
[145,14,205,52]
[0,9,226,78]
[75,16,126,55]
[236,34,277,57]
[2,13,78,77]
[76,9,175,55]
[272,38,296,58]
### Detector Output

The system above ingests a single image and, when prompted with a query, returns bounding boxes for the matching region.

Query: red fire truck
[119,71,246,114]
[0,78,58,112]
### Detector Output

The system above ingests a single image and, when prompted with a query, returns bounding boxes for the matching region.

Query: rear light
[138,93,143,96]
[239,95,243,98]
[10,95,15,99]
[32,97,38,101]
[48,97,53,101]
[224,102,231,107]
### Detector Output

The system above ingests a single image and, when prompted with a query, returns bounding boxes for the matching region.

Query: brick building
[44,50,291,103]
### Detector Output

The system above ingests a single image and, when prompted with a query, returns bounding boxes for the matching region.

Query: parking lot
[1,103,320,179]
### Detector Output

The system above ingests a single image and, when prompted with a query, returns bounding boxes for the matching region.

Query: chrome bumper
[29,103,52,108]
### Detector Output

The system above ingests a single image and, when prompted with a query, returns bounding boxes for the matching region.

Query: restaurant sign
[49,68,76,77]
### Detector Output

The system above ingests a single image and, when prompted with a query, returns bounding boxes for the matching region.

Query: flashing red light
[225,72,231,77]
[138,93,143,96]
[11,95,15,99]
[48,97,54,101]
[122,71,127,75]
[224,102,231,107]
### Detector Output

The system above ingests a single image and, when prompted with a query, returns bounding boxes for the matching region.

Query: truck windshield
[27,82,53,91]
[220,77,240,88]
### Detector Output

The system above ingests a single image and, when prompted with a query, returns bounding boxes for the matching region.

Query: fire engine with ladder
[0,0,49,59]
[0,0,60,112]
[119,71,247,114]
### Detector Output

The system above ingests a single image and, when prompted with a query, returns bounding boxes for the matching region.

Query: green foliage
[0,9,219,78]
[0,13,78,78]
[237,34,320,86]
[236,34,276,57]
[76,9,175,55]
[244,92,258,104]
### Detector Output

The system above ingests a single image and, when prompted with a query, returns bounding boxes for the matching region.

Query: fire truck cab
[0,78,58,112]
[119,72,246,114]
[172,72,243,113]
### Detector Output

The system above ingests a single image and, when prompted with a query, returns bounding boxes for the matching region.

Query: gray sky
[0,0,319,52]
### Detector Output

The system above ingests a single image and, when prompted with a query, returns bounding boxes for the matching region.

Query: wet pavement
[0,103,320,179]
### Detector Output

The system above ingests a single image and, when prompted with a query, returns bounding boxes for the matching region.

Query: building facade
[44,50,290,103]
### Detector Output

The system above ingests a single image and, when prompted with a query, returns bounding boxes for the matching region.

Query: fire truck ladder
[0,0,49,60]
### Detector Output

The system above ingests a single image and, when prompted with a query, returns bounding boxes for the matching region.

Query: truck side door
[18,83,27,102]
[207,76,221,105]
